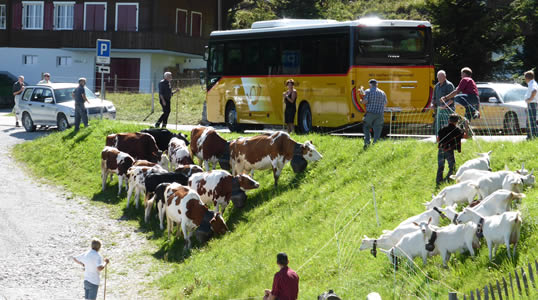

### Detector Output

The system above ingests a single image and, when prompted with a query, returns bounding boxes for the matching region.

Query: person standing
[436,114,470,187]
[72,77,90,131]
[38,72,52,85]
[441,67,480,122]
[12,75,25,127]
[432,70,455,136]
[73,239,110,300]
[524,70,538,140]
[360,79,387,149]
[283,79,297,133]
[155,72,179,128]
[264,253,299,300]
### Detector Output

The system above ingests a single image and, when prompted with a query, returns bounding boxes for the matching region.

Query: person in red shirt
[264,253,299,300]
[440,67,480,122]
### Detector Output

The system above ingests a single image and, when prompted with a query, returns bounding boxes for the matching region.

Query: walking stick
[103,264,107,300]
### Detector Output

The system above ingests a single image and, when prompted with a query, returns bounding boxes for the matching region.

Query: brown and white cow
[126,164,167,209]
[174,164,204,177]
[163,182,228,249]
[105,132,162,163]
[230,131,323,187]
[190,126,230,171]
[101,146,136,196]
[168,137,194,170]
[188,170,259,214]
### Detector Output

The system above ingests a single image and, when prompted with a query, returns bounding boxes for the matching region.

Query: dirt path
[0,118,167,299]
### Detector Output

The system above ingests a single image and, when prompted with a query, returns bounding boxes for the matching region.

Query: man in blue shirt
[72,77,90,131]
[361,79,387,149]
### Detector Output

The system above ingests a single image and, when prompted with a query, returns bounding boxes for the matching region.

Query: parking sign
[96,39,111,64]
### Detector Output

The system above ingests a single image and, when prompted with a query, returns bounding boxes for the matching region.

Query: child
[73,239,110,300]
[436,114,470,187]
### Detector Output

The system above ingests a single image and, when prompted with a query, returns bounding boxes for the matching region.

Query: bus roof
[210,17,432,37]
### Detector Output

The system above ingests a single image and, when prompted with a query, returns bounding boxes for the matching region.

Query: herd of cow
[100,127,323,249]
[360,151,535,268]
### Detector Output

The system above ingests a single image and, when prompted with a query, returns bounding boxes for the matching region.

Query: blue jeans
[84,280,99,300]
[455,94,479,121]
[363,112,384,146]
[74,104,88,130]
[436,149,455,185]
[527,103,537,139]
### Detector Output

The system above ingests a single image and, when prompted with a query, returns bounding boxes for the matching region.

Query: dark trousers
[436,148,455,185]
[156,100,171,127]
[527,103,537,139]
[74,104,88,130]
[455,94,479,121]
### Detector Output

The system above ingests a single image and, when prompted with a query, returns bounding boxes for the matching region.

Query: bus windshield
[354,27,431,65]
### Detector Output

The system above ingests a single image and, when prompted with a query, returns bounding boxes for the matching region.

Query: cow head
[302,141,323,162]
[237,174,260,190]
[175,164,204,177]
[210,212,228,235]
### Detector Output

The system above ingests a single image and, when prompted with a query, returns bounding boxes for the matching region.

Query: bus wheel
[225,102,242,132]
[297,103,312,134]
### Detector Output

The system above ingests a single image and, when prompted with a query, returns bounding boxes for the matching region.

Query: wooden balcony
[6,30,208,56]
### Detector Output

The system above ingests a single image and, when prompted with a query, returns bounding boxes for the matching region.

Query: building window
[0,5,6,29]
[23,55,38,65]
[84,2,106,31]
[54,2,74,30]
[22,1,44,30]
[176,8,187,35]
[115,3,138,32]
[57,56,72,66]
[191,11,202,37]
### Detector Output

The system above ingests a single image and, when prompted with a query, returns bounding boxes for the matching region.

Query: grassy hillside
[12,120,538,299]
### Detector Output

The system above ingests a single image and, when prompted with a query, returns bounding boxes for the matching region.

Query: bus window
[281,39,300,75]
[262,40,280,75]
[225,43,242,75]
[300,37,317,74]
[244,40,263,75]
[318,35,349,74]
[209,43,224,74]
[354,27,430,65]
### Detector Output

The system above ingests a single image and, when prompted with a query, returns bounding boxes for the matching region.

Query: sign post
[96,39,111,118]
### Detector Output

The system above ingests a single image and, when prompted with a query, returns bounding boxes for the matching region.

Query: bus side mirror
[203,46,209,61]
[199,71,206,86]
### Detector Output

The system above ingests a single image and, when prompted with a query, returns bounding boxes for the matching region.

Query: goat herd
[360,151,535,268]
[100,126,322,249]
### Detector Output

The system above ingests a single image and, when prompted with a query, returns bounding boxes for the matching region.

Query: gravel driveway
[0,116,167,300]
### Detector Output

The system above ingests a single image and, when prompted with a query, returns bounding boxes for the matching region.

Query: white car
[17,83,116,132]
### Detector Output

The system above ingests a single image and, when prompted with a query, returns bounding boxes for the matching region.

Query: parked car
[0,71,18,108]
[17,83,116,132]
[455,83,531,134]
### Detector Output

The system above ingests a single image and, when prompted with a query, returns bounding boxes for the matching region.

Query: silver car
[17,83,116,132]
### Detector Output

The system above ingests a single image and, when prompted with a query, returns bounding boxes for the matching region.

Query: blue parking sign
[96,39,111,64]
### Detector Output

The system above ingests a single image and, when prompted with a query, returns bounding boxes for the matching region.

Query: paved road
[0,113,165,299]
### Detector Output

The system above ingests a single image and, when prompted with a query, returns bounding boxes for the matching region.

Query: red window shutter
[44,2,54,30]
[94,4,105,31]
[117,5,136,32]
[177,10,187,34]
[12,2,22,30]
[192,13,201,37]
[74,3,83,30]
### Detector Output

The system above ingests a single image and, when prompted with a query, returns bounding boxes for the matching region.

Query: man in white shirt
[524,70,538,140]
[73,239,110,300]
[37,73,52,85]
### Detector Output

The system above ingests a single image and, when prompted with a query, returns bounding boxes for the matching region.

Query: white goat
[366,292,382,300]
[464,189,525,218]
[422,221,479,267]
[454,151,492,178]
[379,219,437,266]
[451,169,491,183]
[471,171,534,200]
[456,208,522,261]
[424,181,479,209]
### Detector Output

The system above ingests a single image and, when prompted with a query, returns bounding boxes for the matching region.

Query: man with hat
[360,79,387,149]
[72,77,90,131]
[264,252,299,300]
[38,72,52,85]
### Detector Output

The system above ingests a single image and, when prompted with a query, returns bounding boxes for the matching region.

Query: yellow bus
[205,17,434,133]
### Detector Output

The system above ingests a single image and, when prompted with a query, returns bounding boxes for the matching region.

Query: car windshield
[53,87,98,103]
[494,85,527,103]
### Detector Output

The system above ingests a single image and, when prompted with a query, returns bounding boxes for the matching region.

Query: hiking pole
[103,264,107,300]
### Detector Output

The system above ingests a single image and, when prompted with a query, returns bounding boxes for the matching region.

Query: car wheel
[297,103,313,134]
[503,113,520,135]
[22,112,36,132]
[225,102,242,132]
[57,114,70,131]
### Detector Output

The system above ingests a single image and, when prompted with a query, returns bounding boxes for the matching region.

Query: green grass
[108,85,206,125]
[12,120,538,299]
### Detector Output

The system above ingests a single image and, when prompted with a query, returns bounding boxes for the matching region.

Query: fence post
[470,290,474,300]
[476,288,481,300]
[464,294,467,300]
[529,262,536,288]
[151,81,154,113]
[114,74,117,92]
[496,280,502,300]
[484,285,488,300]
[521,267,529,295]
[489,283,495,300]
[372,185,380,227]
[509,272,515,299]
[515,270,522,295]
[448,292,458,300]
[502,277,509,299]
